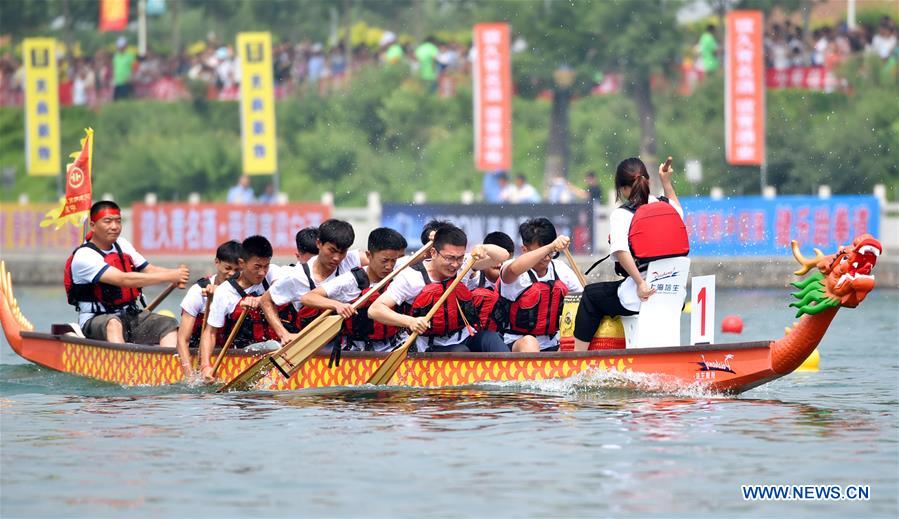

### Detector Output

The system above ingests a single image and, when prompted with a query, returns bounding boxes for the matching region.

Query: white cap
[116,36,127,48]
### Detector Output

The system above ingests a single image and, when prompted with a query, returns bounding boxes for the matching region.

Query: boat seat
[51,323,86,339]
[623,257,691,348]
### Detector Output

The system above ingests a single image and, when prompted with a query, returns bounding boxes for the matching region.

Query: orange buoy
[722,315,743,334]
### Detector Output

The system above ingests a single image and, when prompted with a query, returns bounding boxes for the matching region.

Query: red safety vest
[407,263,478,343]
[187,276,226,348]
[224,277,275,348]
[494,261,568,336]
[615,197,690,276]
[64,241,143,313]
[470,271,499,332]
[342,267,401,347]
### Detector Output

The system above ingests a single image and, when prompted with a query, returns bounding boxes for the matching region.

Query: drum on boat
[558,294,626,351]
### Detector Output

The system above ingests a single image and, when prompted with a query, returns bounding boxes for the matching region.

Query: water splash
[481,367,728,399]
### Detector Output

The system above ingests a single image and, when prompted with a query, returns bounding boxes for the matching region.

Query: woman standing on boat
[572,157,684,351]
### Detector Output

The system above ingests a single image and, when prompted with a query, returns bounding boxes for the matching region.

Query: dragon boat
[0,235,881,394]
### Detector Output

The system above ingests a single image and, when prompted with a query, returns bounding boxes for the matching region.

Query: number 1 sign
[690,275,716,345]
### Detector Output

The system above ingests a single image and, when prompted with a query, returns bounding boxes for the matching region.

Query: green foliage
[1,65,896,206]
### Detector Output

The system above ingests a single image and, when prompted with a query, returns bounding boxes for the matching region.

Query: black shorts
[84,311,178,345]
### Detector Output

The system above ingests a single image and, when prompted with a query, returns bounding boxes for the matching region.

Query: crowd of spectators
[1,16,894,107]
[0,31,473,106]
[763,16,897,70]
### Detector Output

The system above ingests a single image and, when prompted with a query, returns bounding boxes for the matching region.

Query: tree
[478,0,683,190]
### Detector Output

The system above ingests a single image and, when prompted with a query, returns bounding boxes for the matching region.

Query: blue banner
[679,195,880,256]
[381,203,594,254]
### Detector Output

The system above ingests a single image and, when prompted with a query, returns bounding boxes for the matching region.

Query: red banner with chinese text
[725,11,765,166]
[99,0,129,32]
[132,203,331,255]
[473,23,512,172]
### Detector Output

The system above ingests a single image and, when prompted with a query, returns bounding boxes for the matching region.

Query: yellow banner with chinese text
[23,38,61,176]
[237,32,278,175]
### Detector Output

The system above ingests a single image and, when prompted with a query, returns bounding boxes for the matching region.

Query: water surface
[2,286,897,517]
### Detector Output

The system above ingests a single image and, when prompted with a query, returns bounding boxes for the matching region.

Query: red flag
[41,128,93,230]
[99,0,129,32]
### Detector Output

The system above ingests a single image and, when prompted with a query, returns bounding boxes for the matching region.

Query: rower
[368,225,511,353]
[300,227,408,352]
[294,226,319,265]
[199,236,280,381]
[65,201,190,346]
[261,219,365,345]
[572,157,685,351]
[174,240,241,380]
[493,218,584,352]
[468,231,515,332]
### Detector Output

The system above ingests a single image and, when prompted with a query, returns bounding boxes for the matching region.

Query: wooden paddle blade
[366,335,416,385]
[217,354,272,392]
[274,315,344,377]
[217,310,336,391]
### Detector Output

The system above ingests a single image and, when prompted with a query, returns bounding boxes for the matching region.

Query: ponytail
[628,174,650,207]
[614,157,651,208]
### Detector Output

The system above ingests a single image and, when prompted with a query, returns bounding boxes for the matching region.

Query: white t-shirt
[321,266,370,302]
[497,260,584,350]
[70,237,149,326]
[206,278,268,329]
[269,250,361,310]
[322,267,405,352]
[205,264,282,329]
[179,273,227,318]
[609,196,684,311]
[383,260,470,352]
[267,263,285,284]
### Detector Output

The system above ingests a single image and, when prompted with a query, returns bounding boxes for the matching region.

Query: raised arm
[500,235,569,284]
[659,157,680,209]
[471,244,510,272]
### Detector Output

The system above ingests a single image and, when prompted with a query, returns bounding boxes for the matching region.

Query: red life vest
[407,263,479,342]
[470,271,499,332]
[187,276,226,348]
[342,267,401,347]
[224,277,275,348]
[64,241,143,313]
[615,197,689,276]
[278,262,345,333]
[494,261,568,336]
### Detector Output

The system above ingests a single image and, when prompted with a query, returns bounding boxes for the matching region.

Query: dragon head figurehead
[789,234,882,317]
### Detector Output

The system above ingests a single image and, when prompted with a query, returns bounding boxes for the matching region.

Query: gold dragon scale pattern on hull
[59,342,637,388]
